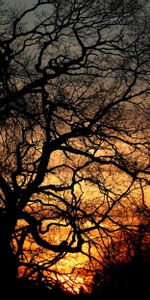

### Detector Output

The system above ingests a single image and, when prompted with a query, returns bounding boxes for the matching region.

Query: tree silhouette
[91,226,150,299]
[0,0,150,294]
[91,206,150,298]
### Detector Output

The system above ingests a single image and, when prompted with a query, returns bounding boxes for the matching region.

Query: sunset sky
[0,0,149,296]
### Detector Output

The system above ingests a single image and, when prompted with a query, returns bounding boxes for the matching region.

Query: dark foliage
[91,254,150,299]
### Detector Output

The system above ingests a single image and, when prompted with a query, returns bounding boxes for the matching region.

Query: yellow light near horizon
[14,131,150,294]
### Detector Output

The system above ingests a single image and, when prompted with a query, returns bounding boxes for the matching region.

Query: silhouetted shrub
[91,259,150,299]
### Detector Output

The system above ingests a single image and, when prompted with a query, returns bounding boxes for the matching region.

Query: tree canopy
[0,0,150,294]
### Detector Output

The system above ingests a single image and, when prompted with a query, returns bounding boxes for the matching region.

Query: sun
[56,273,90,294]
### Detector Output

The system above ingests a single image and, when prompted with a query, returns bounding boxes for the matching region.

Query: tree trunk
[0,210,18,294]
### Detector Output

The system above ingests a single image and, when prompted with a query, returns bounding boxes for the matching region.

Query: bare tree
[0,0,150,293]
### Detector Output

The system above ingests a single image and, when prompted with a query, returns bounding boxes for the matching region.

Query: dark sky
[5,0,37,7]
[5,0,150,9]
